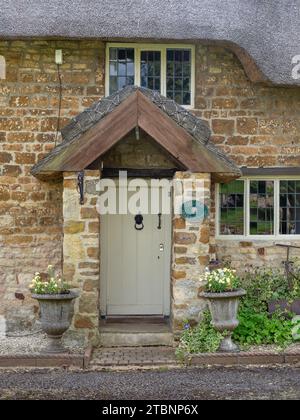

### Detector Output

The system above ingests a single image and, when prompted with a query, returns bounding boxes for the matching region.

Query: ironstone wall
[0,40,300,332]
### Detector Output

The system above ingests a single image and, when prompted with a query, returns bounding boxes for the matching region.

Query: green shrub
[241,266,300,312]
[176,311,223,358]
[233,306,293,347]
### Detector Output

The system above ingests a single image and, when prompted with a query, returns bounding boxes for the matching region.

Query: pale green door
[100,183,172,316]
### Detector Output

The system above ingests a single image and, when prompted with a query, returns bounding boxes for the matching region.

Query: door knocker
[134,214,144,231]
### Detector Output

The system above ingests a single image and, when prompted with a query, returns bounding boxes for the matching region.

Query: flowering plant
[202,268,241,293]
[30,265,69,295]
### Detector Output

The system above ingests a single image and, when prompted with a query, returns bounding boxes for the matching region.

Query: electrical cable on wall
[55,63,63,147]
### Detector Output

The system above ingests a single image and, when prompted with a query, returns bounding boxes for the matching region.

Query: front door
[100,181,172,316]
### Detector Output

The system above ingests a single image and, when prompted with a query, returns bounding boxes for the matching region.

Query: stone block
[174,232,197,245]
[64,221,85,234]
[78,292,99,314]
[74,315,97,329]
[80,207,99,219]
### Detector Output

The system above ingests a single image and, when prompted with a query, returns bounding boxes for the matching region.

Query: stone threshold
[0,346,93,369]
[187,351,300,366]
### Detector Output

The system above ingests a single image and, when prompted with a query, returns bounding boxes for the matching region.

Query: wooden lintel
[101,168,178,178]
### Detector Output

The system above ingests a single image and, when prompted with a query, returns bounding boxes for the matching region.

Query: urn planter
[201,289,246,353]
[32,292,78,354]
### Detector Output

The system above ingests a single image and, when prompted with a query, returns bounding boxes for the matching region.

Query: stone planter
[200,289,246,353]
[32,292,78,353]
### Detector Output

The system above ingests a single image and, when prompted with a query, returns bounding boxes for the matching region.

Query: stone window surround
[62,170,211,345]
[215,176,300,240]
[105,43,196,109]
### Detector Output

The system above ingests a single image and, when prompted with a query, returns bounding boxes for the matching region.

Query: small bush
[176,311,223,358]
[241,266,300,312]
[232,266,297,348]
[233,306,293,347]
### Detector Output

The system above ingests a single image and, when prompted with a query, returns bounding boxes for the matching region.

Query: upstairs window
[140,50,161,92]
[109,48,135,94]
[0,56,6,79]
[106,43,195,107]
[166,49,191,105]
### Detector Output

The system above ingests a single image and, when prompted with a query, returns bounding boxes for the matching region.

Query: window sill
[216,235,300,241]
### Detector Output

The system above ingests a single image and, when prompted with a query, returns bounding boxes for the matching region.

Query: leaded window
[219,181,244,235]
[166,49,191,106]
[280,180,300,234]
[218,178,300,237]
[140,51,161,91]
[106,44,194,106]
[109,48,135,95]
[249,180,274,235]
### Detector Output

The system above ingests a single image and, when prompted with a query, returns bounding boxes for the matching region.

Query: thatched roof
[0,0,300,86]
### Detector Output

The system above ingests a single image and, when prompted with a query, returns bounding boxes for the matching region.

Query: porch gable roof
[31,86,241,181]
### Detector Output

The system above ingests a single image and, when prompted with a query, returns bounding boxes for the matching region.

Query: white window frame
[105,43,196,109]
[216,176,300,240]
[0,56,6,80]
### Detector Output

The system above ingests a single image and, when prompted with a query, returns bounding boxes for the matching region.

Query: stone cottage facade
[1,2,300,344]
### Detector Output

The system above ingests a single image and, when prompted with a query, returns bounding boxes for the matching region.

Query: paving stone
[91,346,177,367]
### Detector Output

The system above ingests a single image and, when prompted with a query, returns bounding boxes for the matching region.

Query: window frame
[0,55,6,80]
[216,176,300,240]
[105,43,196,109]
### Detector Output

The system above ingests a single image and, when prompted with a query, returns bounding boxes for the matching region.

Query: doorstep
[99,318,174,347]
[0,346,92,369]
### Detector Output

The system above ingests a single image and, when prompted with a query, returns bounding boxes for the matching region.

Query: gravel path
[0,333,84,354]
[0,366,299,400]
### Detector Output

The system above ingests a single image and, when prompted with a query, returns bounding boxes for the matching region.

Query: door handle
[157,213,162,230]
[159,243,164,252]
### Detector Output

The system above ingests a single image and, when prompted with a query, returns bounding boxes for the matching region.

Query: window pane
[249,180,274,235]
[219,180,244,235]
[140,50,161,92]
[166,49,191,105]
[109,48,135,95]
[118,76,127,90]
[183,92,191,106]
[280,180,300,234]
[109,62,117,76]
[109,76,118,93]
[109,49,117,60]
